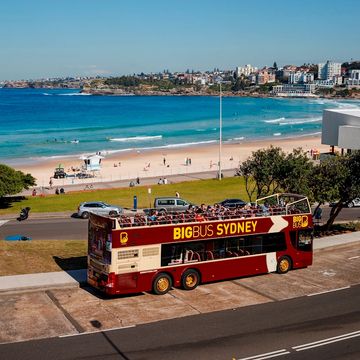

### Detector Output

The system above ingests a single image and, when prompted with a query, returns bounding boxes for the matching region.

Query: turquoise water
[1,88,359,163]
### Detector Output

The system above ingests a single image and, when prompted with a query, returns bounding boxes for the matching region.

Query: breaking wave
[108,135,162,142]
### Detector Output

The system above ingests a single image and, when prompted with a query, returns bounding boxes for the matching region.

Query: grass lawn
[0,177,248,215]
[0,240,87,276]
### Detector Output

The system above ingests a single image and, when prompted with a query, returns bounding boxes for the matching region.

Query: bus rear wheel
[153,273,172,295]
[182,269,200,290]
[277,256,291,274]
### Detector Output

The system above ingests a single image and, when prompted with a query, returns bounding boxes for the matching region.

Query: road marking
[0,220,9,227]
[59,325,136,338]
[237,349,290,360]
[348,255,360,260]
[292,330,360,351]
[307,285,350,297]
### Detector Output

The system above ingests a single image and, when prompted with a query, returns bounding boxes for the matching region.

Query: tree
[273,61,278,70]
[236,146,286,199]
[236,147,313,200]
[323,152,360,229]
[277,148,313,195]
[0,164,36,198]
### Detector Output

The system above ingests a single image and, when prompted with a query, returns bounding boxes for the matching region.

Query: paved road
[1,206,359,241]
[0,217,88,241]
[1,284,359,359]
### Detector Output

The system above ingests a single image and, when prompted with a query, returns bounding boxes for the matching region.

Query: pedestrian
[32,189,37,196]
[163,177,168,185]
[175,191,180,198]
[163,157,166,166]
[136,177,140,185]
[158,178,163,185]
[49,178,53,189]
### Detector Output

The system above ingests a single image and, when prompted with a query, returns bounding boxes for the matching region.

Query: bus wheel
[153,273,172,295]
[277,256,291,274]
[182,269,200,290]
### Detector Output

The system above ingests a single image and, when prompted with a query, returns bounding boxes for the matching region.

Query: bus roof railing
[113,193,311,229]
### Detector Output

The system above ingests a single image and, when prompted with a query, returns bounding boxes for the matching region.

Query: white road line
[59,325,136,338]
[348,255,360,260]
[0,220,9,227]
[237,349,290,360]
[293,330,360,351]
[307,286,350,297]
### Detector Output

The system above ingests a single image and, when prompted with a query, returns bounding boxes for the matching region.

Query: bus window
[213,239,226,259]
[298,230,313,251]
[290,230,312,251]
[262,233,286,253]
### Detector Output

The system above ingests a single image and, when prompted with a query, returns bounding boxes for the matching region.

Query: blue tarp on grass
[5,235,32,241]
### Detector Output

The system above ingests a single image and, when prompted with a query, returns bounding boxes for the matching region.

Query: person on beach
[163,157,166,166]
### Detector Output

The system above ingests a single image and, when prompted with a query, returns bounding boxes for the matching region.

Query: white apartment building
[346,69,360,88]
[318,61,342,80]
[288,71,314,84]
[235,64,258,77]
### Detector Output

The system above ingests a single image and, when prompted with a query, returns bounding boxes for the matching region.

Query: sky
[1,0,360,81]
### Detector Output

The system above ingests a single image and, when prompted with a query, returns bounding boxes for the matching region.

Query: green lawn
[0,240,87,276]
[0,177,249,214]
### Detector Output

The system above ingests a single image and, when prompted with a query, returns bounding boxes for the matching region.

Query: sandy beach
[12,136,330,189]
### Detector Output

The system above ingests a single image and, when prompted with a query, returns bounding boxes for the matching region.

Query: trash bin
[133,195,137,210]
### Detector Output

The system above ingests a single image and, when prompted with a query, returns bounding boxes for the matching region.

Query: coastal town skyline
[1,0,360,81]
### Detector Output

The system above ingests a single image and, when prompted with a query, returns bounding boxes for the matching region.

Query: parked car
[53,167,67,179]
[329,198,360,208]
[215,198,247,208]
[77,201,123,219]
[154,197,193,213]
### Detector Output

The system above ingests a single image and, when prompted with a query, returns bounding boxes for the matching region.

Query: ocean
[1,88,359,164]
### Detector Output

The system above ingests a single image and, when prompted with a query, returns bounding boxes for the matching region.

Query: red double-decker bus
[87,193,313,295]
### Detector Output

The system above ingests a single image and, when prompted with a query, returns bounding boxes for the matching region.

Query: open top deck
[114,193,311,229]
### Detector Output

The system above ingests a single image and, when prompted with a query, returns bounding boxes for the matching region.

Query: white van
[154,197,192,213]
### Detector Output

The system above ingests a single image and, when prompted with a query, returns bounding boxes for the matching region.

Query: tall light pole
[218,81,222,180]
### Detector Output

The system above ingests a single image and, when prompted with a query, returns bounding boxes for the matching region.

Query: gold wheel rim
[279,259,289,272]
[186,274,197,287]
[157,277,169,292]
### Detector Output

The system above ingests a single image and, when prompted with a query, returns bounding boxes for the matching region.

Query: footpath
[0,231,359,294]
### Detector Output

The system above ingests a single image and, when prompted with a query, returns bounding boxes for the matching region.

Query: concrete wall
[321,109,360,149]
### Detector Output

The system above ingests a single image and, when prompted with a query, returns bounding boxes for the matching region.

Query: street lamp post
[218,82,222,180]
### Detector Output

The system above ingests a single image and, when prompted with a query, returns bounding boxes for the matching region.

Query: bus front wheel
[153,273,172,295]
[277,256,292,274]
[182,269,200,290]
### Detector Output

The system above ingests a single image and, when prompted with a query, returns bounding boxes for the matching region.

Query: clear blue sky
[1,0,359,80]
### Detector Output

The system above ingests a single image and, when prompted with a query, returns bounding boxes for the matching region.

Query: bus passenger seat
[206,250,214,260]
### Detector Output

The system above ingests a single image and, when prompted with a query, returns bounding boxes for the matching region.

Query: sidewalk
[0,232,359,294]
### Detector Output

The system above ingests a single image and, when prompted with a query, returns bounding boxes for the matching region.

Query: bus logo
[120,232,129,245]
[293,215,308,228]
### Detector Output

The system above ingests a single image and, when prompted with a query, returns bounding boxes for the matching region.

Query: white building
[346,69,360,89]
[235,64,258,77]
[318,61,342,80]
[322,109,360,150]
[272,84,316,97]
[288,71,314,84]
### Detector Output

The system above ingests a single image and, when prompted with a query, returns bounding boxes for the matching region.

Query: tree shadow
[0,196,27,209]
